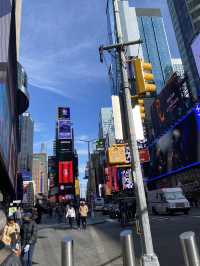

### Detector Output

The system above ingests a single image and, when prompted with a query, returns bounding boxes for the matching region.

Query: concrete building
[167,0,200,98]
[32,153,48,195]
[18,112,34,173]
[165,58,185,80]
[99,107,115,145]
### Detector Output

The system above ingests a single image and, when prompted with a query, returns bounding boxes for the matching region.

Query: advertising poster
[191,34,200,79]
[58,107,70,120]
[148,107,200,181]
[58,120,72,140]
[59,161,73,184]
[118,168,134,190]
[151,73,193,138]
[108,145,126,164]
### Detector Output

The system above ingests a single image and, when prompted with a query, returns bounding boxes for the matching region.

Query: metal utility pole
[79,139,96,217]
[99,1,160,265]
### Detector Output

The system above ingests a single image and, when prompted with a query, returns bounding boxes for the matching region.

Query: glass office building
[167,0,200,98]
[136,9,172,94]
[106,1,172,95]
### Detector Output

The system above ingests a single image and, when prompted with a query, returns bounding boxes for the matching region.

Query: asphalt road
[33,208,200,266]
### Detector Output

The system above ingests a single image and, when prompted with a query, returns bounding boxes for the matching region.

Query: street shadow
[38,235,48,239]
[97,254,122,266]
[32,261,39,265]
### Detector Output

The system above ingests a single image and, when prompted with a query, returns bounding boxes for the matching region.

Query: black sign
[147,107,200,181]
[151,74,193,138]
[58,107,70,120]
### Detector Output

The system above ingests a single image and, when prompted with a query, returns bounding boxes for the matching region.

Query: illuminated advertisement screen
[151,74,193,138]
[118,168,134,190]
[58,120,72,140]
[59,161,73,184]
[0,82,11,168]
[58,107,70,120]
[148,106,200,181]
[191,33,200,79]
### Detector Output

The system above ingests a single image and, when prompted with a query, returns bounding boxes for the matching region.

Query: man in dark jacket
[0,209,22,266]
[21,212,38,266]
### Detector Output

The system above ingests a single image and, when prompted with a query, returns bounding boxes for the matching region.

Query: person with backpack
[0,209,22,265]
[79,201,88,229]
[21,212,38,266]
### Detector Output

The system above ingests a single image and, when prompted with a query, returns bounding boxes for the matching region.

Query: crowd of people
[0,199,89,266]
[0,206,38,266]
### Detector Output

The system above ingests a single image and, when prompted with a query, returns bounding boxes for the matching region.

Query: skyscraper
[165,58,185,80]
[18,112,34,173]
[106,1,172,94]
[99,107,115,145]
[32,153,48,195]
[167,0,200,98]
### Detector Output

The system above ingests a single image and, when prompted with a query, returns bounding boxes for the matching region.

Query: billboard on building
[58,120,72,140]
[58,107,70,120]
[148,106,200,181]
[111,95,123,140]
[151,73,193,138]
[58,140,73,153]
[59,161,73,184]
[108,144,126,165]
[118,168,134,190]
[191,34,200,79]
[75,179,80,196]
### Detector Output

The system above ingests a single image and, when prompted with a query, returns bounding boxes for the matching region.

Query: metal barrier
[120,230,136,266]
[180,231,200,266]
[61,236,74,266]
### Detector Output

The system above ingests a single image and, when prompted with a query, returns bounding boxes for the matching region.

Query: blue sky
[20,0,179,182]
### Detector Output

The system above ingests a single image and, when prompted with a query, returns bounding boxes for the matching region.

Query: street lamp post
[79,139,96,218]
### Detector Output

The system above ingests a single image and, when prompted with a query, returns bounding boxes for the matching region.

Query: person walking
[79,202,88,229]
[21,212,38,266]
[66,205,76,229]
[2,215,21,256]
[0,209,22,265]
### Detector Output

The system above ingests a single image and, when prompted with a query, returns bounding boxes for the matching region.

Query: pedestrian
[2,215,21,256]
[0,209,22,265]
[21,212,38,266]
[79,202,89,229]
[66,205,76,229]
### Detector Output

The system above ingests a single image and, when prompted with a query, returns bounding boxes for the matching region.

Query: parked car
[102,203,112,215]
[94,197,104,211]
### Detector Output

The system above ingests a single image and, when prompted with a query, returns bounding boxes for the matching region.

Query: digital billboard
[58,120,72,140]
[118,168,134,190]
[151,73,193,138]
[59,161,73,184]
[191,33,200,79]
[58,107,70,120]
[148,106,200,181]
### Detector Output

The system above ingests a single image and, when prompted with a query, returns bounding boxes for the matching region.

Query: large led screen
[58,107,70,120]
[58,120,72,140]
[191,33,200,79]
[148,106,200,181]
[59,161,73,184]
[0,82,11,168]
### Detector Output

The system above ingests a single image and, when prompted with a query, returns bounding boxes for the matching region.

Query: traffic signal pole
[100,1,160,265]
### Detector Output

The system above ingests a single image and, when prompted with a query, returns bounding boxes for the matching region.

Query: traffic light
[138,98,145,120]
[133,58,156,95]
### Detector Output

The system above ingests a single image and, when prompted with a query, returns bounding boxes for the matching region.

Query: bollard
[180,231,200,266]
[120,230,136,266]
[61,236,74,266]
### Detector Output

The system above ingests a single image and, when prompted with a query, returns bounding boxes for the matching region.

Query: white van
[94,198,104,211]
[148,187,190,215]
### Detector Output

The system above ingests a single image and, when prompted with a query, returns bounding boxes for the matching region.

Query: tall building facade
[106,1,172,94]
[165,58,185,80]
[99,107,115,145]
[0,0,29,201]
[32,153,48,195]
[18,112,34,173]
[167,0,200,98]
